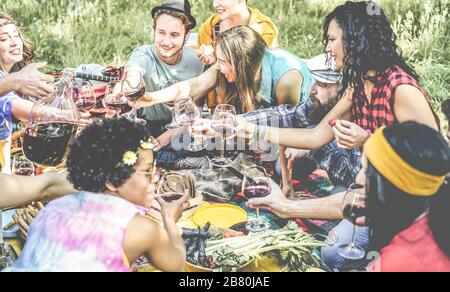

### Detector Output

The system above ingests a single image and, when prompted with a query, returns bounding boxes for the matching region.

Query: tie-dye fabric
[6,192,147,272]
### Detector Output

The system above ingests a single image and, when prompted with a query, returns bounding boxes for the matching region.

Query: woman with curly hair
[236,1,440,271]
[7,118,189,272]
[239,0,439,149]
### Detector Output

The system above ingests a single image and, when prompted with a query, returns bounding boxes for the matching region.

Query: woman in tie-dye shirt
[7,117,189,272]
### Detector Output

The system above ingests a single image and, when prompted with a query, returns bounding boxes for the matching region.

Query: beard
[307,95,339,125]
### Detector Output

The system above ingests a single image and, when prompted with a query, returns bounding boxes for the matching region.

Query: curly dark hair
[442,99,450,122]
[323,1,419,100]
[67,117,151,193]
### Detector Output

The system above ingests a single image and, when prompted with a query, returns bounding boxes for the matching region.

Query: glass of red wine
[103,83,132,118]
[242,166,271,232]
[11,155,35,176]
[210,104,237,168]
[157,173,186,202]
[121,67,147,125]
[174,97,205,152]
[338,183,367,260]
[72,80,96,114]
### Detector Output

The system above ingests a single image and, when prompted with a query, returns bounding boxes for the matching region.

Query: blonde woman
[137,26,313,115]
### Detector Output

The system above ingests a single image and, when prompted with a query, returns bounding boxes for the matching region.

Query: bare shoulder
[395,84,425,100]
[278,70,303,87]
[123,215,162,263]
[394,84,438,129]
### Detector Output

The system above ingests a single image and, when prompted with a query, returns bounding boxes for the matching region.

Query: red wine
[161,193,184,202]
[176,112,199,126]
[105,101,132,114]
[89,108,108,119]
[14,168,34,176]
[126,87,145,101]
[343,204,366,223]
[75,100,96,111]
[213,123,236,140]
[243,185,270,199]
[23,123,77,167]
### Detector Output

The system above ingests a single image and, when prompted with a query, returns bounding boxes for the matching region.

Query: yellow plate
[191,204,247,229]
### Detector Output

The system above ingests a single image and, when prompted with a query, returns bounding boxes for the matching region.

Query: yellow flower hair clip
[122,151,138,166]
[140,137,156,150]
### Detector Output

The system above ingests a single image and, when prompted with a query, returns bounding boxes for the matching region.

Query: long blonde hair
[0,12,34,73]
[215,26,267,114]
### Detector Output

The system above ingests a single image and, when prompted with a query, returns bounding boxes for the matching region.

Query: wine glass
[210,104,237,168]
[103,82,132,118]
[189,118,209,153]
[72,80,96,114]
[12,155,35,176]
[338,184,367,260]
[121,67,147,125]
[161,80,183,130]
[157,172,187,202]
[174,97,205,152]
[242,166,272,232]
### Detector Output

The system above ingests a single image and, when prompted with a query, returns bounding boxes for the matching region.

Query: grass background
[1,0,449,115]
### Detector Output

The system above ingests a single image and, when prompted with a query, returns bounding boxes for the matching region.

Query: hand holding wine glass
[122,66,147,125]
[72,80,96,114]
[210,104,238,168]
[242,166,272,232]
[103,82,132,118]
[338,184,367,260]
[155,173,191,222]
[174,97,206,152]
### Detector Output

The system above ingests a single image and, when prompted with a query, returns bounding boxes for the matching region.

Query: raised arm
[244,92,353,150]
[0,63,54,98]
[137,66,218,108]
[0,172,75,209]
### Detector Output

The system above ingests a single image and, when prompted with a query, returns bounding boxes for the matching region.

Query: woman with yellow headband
[359,122,450,272]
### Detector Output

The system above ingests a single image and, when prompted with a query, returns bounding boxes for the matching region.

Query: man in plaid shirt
[243,54,360,187]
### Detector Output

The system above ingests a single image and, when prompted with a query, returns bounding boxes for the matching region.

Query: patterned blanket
[174,153,339,236]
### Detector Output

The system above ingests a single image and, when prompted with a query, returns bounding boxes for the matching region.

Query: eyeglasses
[136,160,160,183]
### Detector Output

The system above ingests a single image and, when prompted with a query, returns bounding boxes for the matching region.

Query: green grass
[1,0,449,112]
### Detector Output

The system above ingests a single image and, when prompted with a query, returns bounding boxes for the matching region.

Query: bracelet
[257,125,267,142]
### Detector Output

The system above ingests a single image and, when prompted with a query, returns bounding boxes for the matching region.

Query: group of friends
[0,0,449,272]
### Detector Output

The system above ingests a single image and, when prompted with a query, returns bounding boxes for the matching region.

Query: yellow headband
[364,127,446,196]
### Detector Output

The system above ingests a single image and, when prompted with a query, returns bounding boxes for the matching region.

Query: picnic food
[205,221,325,272]
[184,223,251,271]
[184,221,324,272]
[12,202,45,240]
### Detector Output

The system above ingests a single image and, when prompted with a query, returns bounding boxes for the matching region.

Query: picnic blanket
[175,153,340,236]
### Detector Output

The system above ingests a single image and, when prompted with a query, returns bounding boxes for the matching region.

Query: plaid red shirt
[351,65,438,132]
